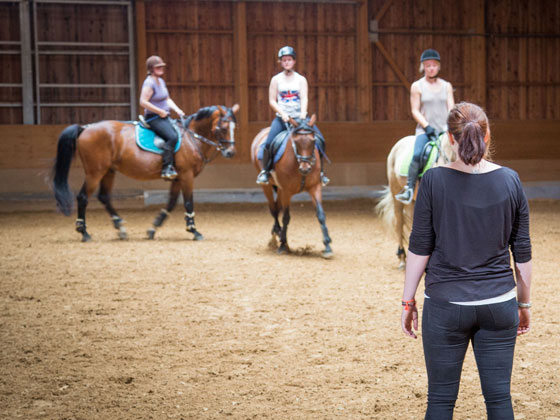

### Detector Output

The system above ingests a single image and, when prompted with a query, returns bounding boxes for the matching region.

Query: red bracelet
[402,299,416,311]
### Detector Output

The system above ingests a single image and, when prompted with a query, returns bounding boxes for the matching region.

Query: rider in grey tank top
[415,77,450,136]
[396,49,455,205]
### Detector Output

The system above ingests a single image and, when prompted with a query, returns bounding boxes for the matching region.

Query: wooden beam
[234,2,250,161]
[356,0,371,121]
[470,0,486,107]
[374,41,410,91]
[135,0,147,106]
[374,0,393,22]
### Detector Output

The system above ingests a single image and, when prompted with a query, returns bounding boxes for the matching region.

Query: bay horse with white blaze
[52,104,239,241]
[375,133,455,268]
[251,115,333,258]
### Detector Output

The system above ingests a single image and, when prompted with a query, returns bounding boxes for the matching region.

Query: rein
[181,113,235,164]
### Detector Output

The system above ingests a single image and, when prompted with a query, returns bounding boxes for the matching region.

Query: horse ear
[309,114,316,126]
[231,103,240,114]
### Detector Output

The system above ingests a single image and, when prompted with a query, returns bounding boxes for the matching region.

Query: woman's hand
[401,306,419,339]
[280,112,290,122]
[157,109,169,118]
[517,308,531,335]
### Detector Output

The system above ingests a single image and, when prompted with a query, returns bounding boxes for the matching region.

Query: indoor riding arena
[1,1,559,419]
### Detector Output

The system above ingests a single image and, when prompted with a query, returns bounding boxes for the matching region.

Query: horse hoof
[193,233,204,241]
[277,245,288,254]
[146,229,155,240]
[118,228,128,240]
[398,262,406,270]
[322,250,334,259]
[81,234,92,243]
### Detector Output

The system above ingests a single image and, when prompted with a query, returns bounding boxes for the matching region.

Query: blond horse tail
[375,186,395,231]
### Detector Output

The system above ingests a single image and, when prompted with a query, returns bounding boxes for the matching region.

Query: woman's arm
[401,251,430,339]
[139,85,168,118]
[410,81,429,128]
[166,98,185,118]
[268,77,288,121]
[447,82,455,111]
[515,260,532,335]
[299,76,308,119]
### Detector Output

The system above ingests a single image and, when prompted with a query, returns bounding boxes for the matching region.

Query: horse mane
[194,106,219,121]
[193,105,237,123]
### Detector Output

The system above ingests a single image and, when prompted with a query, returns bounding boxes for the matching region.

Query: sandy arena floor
[0,199,559,419]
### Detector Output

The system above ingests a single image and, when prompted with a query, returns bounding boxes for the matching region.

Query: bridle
[289,120,317,167]
[181,108,236,163]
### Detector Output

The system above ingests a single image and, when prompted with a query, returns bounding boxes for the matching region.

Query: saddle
[257,128,326,166]
[399,135,440,178]
[135,118,182,155]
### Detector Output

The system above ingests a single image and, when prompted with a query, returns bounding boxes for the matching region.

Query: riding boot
[256,145,273,185]
[395,159,420,204]
[161,145,178,181]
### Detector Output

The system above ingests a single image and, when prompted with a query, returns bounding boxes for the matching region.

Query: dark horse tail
[52,124,84,216]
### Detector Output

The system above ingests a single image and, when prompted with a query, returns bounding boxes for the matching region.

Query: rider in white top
[256,46,329,186]
[395,49,455,204]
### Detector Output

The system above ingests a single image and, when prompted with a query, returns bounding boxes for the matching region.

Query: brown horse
[52,104,239,242]
[375,133,455,268]
[250,115,332,258]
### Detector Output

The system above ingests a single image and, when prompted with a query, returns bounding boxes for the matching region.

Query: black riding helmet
[420,49,440,62]
[278,46,296,60]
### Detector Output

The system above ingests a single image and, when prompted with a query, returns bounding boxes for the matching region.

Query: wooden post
[135,0,147,105]
[234,2,249,162]
[356,0,372,121]
[470,0,486,108]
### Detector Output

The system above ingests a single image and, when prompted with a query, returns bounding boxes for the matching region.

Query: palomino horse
[375,133,455,268]
[52,104,239,241]
[250,115,333,258]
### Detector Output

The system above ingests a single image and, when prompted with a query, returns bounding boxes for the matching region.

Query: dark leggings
[147,114,178,149]
[422,297,519,420]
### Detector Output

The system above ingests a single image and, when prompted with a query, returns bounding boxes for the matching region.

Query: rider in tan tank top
[396,49,455,204]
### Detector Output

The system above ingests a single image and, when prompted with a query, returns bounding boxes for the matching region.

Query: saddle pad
[398,140,439,178]
[257,130,290,164]
[135,122,181,155]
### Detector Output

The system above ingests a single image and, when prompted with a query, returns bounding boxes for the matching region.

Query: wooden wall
[0,0,559,200]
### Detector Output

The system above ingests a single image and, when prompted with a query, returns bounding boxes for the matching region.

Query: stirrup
[395,187,413,204]
[161,165,178,181]
[321,173,330,187]
[256,170,270,185]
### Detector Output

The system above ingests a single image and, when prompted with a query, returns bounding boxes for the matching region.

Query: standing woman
[396,49,455,204]
[401,102,532,419]
[256,46,329,186]
[139,55,185,180]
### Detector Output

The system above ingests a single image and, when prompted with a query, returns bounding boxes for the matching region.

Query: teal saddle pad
[135,122,181,154]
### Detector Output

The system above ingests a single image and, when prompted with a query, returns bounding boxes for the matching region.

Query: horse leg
[277,191,292,254]
[97,170,127,240]
[147,179,181,240]
[394,199,407,269]
[75,174,102,242]
[181,174,203,241]
[262,185,281,238]
[309,185,333,259]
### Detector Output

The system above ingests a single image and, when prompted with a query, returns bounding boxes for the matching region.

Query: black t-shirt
[409,166,531,302]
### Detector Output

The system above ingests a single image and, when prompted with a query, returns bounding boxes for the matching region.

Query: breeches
[147,115,178,149]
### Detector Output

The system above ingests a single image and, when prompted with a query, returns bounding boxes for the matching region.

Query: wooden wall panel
[144,1,235,115]
[34,2,131,124]
[0,2,22,124]
[246,1,357,122]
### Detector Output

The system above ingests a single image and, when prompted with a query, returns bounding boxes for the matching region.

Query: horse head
[288,114,317,176]
[186,104,239,159]
[437,132,457,165]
